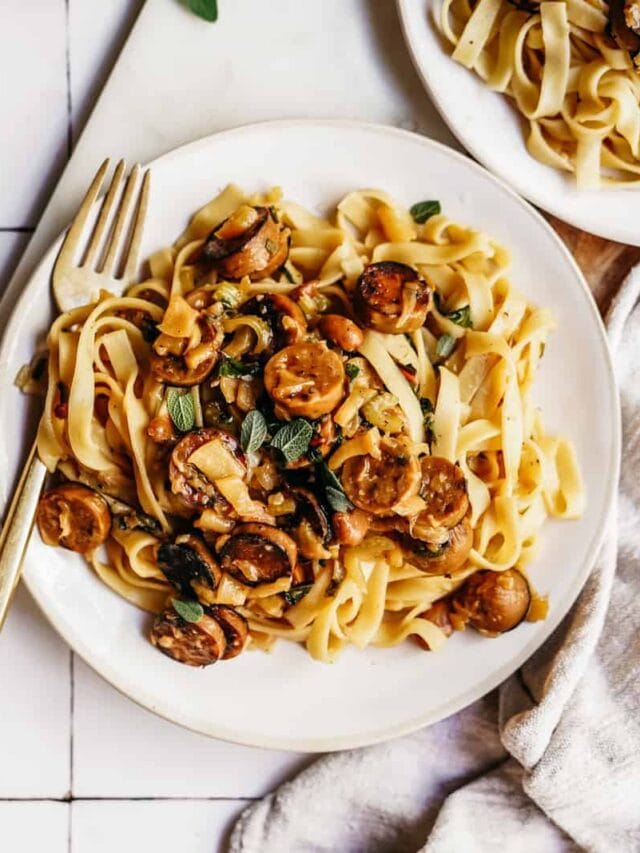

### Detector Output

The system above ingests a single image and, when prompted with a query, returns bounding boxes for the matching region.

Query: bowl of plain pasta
[398,0,640,244]
[0,121,618,749]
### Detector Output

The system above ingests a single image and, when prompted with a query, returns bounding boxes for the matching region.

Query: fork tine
[54,159,110,272]
[82,159,125,270]
[100,163,141,276]
[122,169,150,283]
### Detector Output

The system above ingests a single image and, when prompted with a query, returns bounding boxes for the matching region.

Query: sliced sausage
[150,605,226,666]
[609,0,640,52]
[219,522,297,586]
[403,516,473,575]
[341,440,421,516]
[287,487,330,560]
[157,534,221,597]
[413,456,469,533]
[355,261,431,334]
[264,342,346,420]
[331,507,371,546]
[150,315,223,387]
[169,428,246,510]
[206,605,249,659]
[201,205,289,281]
[454,568,531,635]
[37,483,111,554]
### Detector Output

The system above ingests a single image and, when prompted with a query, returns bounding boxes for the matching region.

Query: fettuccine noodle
[437,0,640,188]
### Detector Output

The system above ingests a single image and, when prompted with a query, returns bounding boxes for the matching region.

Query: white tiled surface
[0,802,69,853]
[0,2,453,850]
[71,800,247,853]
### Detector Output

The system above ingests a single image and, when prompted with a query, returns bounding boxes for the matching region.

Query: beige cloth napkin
[229,268,639,853]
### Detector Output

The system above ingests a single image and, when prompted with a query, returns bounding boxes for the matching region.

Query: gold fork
[0,159,150,629]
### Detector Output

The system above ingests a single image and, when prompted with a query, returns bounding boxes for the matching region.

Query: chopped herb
[345,363,360,380]
[218,355,261,378]
[141,317,160,343]
[435,334,456,360]
[265,238,278,256]
[434,293,472,328]
[172,598,204,623]
[240,410,268,454]
[271,418,314,463]
[280,264,295,283]
[317,461,353,513]
[282,584,313,606]
[410,199,441,224]
[187,0,218,22]
[419,397,434,414]
[166,388,196,433]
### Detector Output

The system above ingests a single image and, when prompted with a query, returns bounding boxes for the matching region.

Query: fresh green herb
[265,238,278,256]
[240,410,268,454]
[345,363,360,380]
[172,598,204,623]
[187,0,218,22]
[435,334,456,360]
[446,305,472,328]
[141,317,160,343]
[271,418,314,463]
[166,388,196,433]
[419,397,436,443]
[280,264,295,283]
[410,199,441,224]
[317,461,354,513]
[434,292,472,328]
[419,397,434,414]
[282,584,313,606]
[218,355,261,378]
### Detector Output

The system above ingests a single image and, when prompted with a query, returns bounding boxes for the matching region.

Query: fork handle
[0,441,46,630]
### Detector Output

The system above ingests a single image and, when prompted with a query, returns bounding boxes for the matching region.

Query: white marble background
[0,2,454,850]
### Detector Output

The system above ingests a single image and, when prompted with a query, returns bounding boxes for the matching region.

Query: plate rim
[396,0,640,246]
[5,117,621,751]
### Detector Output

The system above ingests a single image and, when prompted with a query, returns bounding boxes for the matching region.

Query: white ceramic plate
[0,120,619,751]
[397,0,640,246]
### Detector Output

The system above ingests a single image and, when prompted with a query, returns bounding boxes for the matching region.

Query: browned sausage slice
[341,441,421,516]
[150,606,226,666]
[287,487,330,559]
[242,293,307,349]
[355,261,431,334]
[331,507,371,546]
[415,456,469,532]
[202,206,289,281]
[206,605,249,659]
[264,342,346,420]
[219,523,297,586]
[169,428,246,510]
[157,534,221,597]
[37,483,111,554]
[454,568,531,635]
[150,315,222,387]
[402,516,473,575]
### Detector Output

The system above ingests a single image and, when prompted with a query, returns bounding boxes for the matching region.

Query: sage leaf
[187,0,218,22]
[271,418,313,463]
[410,199,441,224]
[317,461,353,513]
[167,388,196,433]
[172,598,204,623]
[240,410,268,454]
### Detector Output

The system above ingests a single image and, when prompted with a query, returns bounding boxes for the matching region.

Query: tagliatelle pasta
[437,0,640,188]
[32,184,584,667]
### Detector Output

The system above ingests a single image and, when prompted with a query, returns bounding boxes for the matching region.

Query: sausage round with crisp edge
[201,205,289,281]
[341,440,421,516]
[169,428,246,510]
[36,483,111,554]
[402,516,473,575]
[219,523,297,586]
[264,342,346,420]
[355,261,431,334]
[150,605,227,666]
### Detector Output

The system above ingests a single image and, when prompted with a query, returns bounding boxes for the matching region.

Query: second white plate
[397,0,640,245]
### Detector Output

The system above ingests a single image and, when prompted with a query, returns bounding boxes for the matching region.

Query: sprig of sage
[240,410,268,454]
[271,418,314,463]
[167,388,196,433]
[172,598,204,623]
[187,0,218,22]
